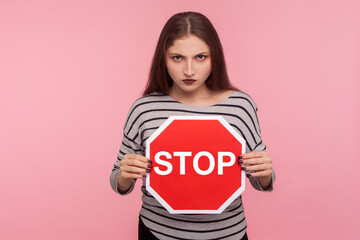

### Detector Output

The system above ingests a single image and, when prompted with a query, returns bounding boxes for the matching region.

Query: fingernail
[238,160,243,164]
[146,169,151,173]
[246,173,251,178]
[148,165,152,168]
[241,167,246,170]
[147,160,152,163]
[238,156,243,160]
[143,174,147,178]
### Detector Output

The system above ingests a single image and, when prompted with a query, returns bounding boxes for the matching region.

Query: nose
[184,59,195,77]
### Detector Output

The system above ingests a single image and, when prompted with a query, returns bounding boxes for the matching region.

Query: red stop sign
[146,116,246,214]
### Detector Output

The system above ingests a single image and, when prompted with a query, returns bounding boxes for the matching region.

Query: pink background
[1,0,359,239]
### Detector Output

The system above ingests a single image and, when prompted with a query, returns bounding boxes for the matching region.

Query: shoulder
[229,90,259,112]
[123,92,174,127]
[128,92,172,112]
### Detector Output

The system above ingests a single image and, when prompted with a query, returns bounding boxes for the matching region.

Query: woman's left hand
[238,151,273,189]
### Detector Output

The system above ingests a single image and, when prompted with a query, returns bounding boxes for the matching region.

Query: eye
[172,56,182,61]
[197,55,207,60]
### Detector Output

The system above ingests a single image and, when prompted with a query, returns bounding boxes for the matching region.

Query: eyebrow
[168,51,210,56]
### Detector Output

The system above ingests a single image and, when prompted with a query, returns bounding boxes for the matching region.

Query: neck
[169,86,212,105]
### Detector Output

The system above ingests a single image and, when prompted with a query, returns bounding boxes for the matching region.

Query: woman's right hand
[119,154,152,181]
[117,154,152,193]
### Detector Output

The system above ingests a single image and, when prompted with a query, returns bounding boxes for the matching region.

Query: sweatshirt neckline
[166,90,237,108]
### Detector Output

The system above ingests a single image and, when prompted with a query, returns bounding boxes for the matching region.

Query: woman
[110,11,275,240]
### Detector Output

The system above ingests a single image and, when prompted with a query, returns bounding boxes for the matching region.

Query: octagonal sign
[146,116,246,214]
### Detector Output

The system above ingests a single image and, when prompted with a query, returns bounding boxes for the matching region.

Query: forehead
[167,35,210,54]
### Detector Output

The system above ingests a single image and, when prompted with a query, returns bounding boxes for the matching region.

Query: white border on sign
[146,115,246,214]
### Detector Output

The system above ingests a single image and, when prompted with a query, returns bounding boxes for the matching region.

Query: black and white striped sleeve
[244,95,275,192]
[110,100,146,196]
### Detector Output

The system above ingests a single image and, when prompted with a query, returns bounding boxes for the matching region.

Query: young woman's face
[166,35,212,95]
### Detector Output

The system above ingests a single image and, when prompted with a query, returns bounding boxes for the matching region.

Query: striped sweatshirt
[110,90,275,240]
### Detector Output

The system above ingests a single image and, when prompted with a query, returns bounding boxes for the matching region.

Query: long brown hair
[143,11,238,96]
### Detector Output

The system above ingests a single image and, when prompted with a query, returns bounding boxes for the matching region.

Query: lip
[182,79,196,85]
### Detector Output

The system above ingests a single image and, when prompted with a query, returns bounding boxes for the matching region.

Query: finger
[122,157,152,170]
[122,165,150,175]
[121,171,148,180]
[239,155,272,166]
[247,169,272,178]
[142,174,150,181]
[242,164,271,172]
[127,154,151,164]
[240,151,267,159]
[240,158,266,165]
